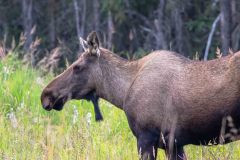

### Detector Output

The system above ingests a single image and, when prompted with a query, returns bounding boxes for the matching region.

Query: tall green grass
[0,56,240,160]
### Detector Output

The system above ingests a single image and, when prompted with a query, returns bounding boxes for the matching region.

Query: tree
[154,0,167,50]
[48,0,56,49]
[0,0,239,65]
[220,0,232,55]
[21,0,33,52]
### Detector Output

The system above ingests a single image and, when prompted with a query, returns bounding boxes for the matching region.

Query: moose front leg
[137,131,159,160]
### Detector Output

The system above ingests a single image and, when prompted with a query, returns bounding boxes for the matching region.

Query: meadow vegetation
[1,56,240,159]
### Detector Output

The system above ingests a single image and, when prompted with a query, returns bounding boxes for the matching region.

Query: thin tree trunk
[231,0,236,25]
[220,0,232,55]
[3,23,8,46]
[22,0,33,51]
[123,0,130,8]
[93,0,100,31]
[73,0,81,50]
[107,11,114,49]
[80,0,86,36]
[204,14,220,61]
[230,0,239,51]
[155,0,167,50]
[174,8,184,55]
[48,0,56,49]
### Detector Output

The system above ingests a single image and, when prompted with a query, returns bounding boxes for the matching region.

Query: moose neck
[95,49,139,109]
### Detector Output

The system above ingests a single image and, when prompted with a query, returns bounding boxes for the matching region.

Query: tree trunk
[22,0,33,52]
[155,0,167,50]
[73,0,82,51]
[204,14,220,61]
[230,0,239,51]
[231,0,236,26]
[80,0,86,36]
[173,8,185,55]
[220,0,232,55]
[107,11,114,49]
[123,0,130,8]
[93,0,100,31]
[48,0,56,49]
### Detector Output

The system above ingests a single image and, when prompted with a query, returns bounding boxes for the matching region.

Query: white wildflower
[86,112,92,125]
[3,66,10,75]
[17,101,25,110]
[7,108,18,128]
[72,105,79,124]
[36,77,44,86]
[33,117,38,124]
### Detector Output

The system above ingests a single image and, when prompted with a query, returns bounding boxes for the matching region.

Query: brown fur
[41,32,240,160]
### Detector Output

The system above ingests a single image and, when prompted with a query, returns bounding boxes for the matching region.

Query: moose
[41,31,240,160]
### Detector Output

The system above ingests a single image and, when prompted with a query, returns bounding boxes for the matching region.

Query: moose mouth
[52,97,66,111]
[43,96,67,111]
[42,90,95,111]
[43,91,94,111]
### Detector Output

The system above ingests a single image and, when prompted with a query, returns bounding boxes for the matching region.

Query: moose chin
[41,31,240,160]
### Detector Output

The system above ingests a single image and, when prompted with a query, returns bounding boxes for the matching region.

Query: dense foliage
[0,0,239,65]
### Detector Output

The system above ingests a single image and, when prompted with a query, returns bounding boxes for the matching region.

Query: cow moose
[41,31,240,160]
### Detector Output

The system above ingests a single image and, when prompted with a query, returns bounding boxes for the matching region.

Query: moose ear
[86,31,100,57]
[79,37,88,52]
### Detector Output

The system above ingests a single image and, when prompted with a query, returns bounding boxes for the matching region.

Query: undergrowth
[0,56,240,160]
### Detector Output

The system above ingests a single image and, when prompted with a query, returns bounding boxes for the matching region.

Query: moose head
[41,31,102,111]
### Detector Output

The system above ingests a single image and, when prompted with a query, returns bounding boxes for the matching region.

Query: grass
[0,56,240,160]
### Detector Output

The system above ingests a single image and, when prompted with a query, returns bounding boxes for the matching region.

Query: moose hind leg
[166,146,186,160]
[137,131,159,160]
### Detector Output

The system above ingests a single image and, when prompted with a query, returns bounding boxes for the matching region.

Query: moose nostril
[41,97,52,111]
[43,105,52,111]
[43,103,52,111]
